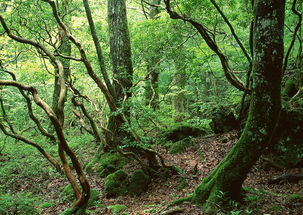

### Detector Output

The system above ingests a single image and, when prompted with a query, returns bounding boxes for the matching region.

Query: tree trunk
[52,15,71,127]
[108,0,133,106]
[107,0,133,147]
[145,59,160,110]
[172,61,186,122]
[144,0,161,110]
[192,0,285,212]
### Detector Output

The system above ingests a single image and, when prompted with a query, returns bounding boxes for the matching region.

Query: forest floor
[16,131,303,214]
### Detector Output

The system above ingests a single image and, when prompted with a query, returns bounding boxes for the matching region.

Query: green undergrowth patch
[107,204,128,215]
[60,184,101,207]
[0,140,60,194]
[0,192,40,215]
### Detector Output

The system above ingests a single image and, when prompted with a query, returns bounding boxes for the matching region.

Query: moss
[169,137,195,154]
[39,202,55,208]
[107,204,128,215]
[104,170,129,197]
[177,177,187,190]
[60,184,100,207]
[88,189,101,207]
[60,184,75,203]
[288,194,303,201]
[156,166,180,179]
[58,208,73,215]
[163,122,207,142]
[96,153,129,177]
[127,169,150,196]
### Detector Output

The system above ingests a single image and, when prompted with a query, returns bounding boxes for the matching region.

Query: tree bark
[192,0,285,212]
[173,60,186,122]
[52,33,71,127]
[107,0,134,147]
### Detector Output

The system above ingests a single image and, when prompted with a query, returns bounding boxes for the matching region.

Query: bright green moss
[107,204,128,215]
[96,153,129,177]
[104,170,129,197]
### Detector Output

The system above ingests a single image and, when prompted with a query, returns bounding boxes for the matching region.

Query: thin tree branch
[283,0,302,74]
[163,0,247,92]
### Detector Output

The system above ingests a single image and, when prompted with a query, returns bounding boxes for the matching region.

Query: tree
[144,0,161,110]
[107,0,134,148]
[52,1,72,127]
[164,0,285,212]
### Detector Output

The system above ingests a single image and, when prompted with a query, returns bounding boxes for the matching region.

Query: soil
[41,131,303,215]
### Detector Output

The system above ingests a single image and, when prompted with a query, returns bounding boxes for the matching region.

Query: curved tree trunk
[52,34,71,127]
[52,5,71,127]
[192,0,285,212]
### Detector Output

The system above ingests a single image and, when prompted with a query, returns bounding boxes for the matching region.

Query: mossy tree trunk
[107,0,134,147]
[192,0,285,212]
[172,59,186,122]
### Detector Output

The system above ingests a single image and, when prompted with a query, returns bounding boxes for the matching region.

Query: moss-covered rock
[210,105,239,133]
[127,169,150,196]
[168,137,195,154]
[270,109,303,168]
[163,123,207,142]
[60,184,100,207]
[104,170,129,197]
[93,153,129,177]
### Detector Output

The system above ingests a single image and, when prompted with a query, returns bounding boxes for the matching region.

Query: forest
[0,0,303,214]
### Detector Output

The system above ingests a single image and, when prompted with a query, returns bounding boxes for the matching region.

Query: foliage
[0,193,40,215]
[107,204,128,215]
[60,184,100,207]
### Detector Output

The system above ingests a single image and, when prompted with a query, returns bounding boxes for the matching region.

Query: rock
[168,137,195,154]
[210,106,239,133]
[127,169,150,196]
[104,169,151,197]
[85,152,128,177]
[164,123,207,142]
[270,109,303,168]
[104,170,129,197]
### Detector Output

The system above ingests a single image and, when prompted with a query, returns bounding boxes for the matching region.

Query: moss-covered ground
[1,131,303,214]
